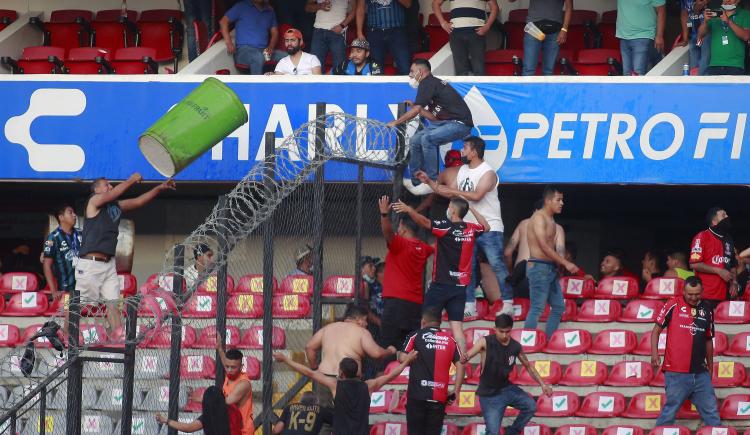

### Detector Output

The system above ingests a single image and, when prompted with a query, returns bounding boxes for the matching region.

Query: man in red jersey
[651,275,720,426]
[690,207,738,311]
[377,196,434,354]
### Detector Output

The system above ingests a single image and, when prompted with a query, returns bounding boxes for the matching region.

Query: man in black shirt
[386,59,474,196]
[273,392,333,434]
[461,314,552,435]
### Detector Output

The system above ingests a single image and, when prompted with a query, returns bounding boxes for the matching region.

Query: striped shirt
[365,0,405,29]
[449,0,489,29]
[43,227,82,291]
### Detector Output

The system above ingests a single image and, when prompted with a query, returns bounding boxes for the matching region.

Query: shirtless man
[523,186,578,337]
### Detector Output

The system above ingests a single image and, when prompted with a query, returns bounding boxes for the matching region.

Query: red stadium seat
[239,326,285,349]
[484,49,523,76]
[279,275,313,295]
[465,327,494,350]
[633,331,667,355]
[0,10,18,31]
[138,290,178,318]
[515,360,562,386]
[648,427,691,435]
[603,426,645,435]
[183,293,217,318]
[371,422,407,435]
[424,24,449,51]
[369,390,397,414]
[236,274,277,294]
[539,299,577,322]
[695,427,739,435]
[678,399,711,419]
[391,392,407,414]
[561,277,596,299]
[619,299,663,323]
[117,272,137,296]
[272,294,311,318]
[622,392,665,418]
[714,301,750,324]
[111,47,158,74]
[462,423,491,435]
[196,274,235,294]
[725,332,750,357]
[643,278,684,299]
[713,331,728,355]
[243,355,261,379]
[577,299,622,322]
[565,10,598,53]
[468,298,489,321]
[383,360,411,384]
[136,9,183,71]
[536,391,579,417]
[30,10,92,52]
[595,276,639,299]
[502,9,527,49]
[446,390,482,415]
[560,360,608,386]
[510,329,547,353]
[92,9,138,53]
[507,9,527,22]
[576,392,625,417]
[184,387,206,412]
[605,361,653,386]
[720,394,750,419]
[178,355,215,380]
[485,298,530,321]
[555,425,598,435]
[0,324,20,347]
[413,51,435,61]
[649,366,666,387]
[78,324,108,346]
[1,272,39,292]
[323,275,358,298]
[147,324,196,349]
[194,325,241,349]
[465,363,480,385]
[590,329,637,354]
[227,294,263,319]
[145,273,185,292]
[543,329,592,354]
[712,361,746,387]
[3,292,48,316]
[0,295,9,314]
[22,323,62,348]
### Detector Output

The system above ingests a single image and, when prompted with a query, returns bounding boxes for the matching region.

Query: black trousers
[406,398,446,435]
[449,29,486,75]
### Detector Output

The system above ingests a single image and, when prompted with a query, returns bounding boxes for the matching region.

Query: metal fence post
[215,195,230,387]
[167,245,185,435]
[312,102,326,334]
[39,387,46,435]
[354,163,364,304]
[261,131,276,434]
[66,289,83,435]
[120,298,138,435]
[391,102,408,208]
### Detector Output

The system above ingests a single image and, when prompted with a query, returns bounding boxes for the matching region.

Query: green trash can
[139,77,248,177]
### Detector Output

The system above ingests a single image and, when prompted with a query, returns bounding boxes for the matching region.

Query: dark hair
[604,249,625,265]
[399,215,419,235]
[54,204,73,219]
[300,391,318,406]
[533,199,544,211]
[201,386,231,435]
[90,177,107,194]
[542,185,562,200]
[685,275,703,289]
[706,207,724,226]
[644,249,666,273]
[339,357,359,379]
[422,306,442,325]
[465,136,486,160]
[413,58,431,71]
[194,243,212,260]
[669,250,687,266]
[450,196,469,219]
[565,241,578,261]
[343,303,368,320]
[375,261,385,275]
[495,313,513,328]
[225,349,243,361]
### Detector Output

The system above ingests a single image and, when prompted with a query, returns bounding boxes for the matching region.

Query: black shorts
[381,298,422,350]
[424,282,466,322]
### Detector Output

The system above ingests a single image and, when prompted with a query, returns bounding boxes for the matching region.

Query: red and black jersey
[690,229,736,301]
[431,220,484,286]
[656,296,715,374]
[403,327,463,403]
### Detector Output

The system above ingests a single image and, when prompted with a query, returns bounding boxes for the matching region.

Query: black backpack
[20,321,64,378]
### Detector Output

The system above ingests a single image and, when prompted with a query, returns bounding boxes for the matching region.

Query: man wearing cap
[332,39,383,75]
[289,244,314,277]
[185,243,214,290]
[220,0,279,75]
[306,0,356,69]
[272,28,323,75]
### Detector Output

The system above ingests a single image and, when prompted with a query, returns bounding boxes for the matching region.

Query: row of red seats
[0,9,16,31]
[0,271,136,295]
[173,354,260,380]
[182,292,311,319]
[1,46,158,74]
[484,48,622,76]
[464,327,750,357]
[373,422,748,435]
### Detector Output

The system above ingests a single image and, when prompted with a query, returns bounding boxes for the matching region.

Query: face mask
[287,46,301,55]
[226,371,240,380]
[461,156,470,165]
[713,216,732,234]
[408,72,421,89]
[446,209,452,220]
[722,4,737,10]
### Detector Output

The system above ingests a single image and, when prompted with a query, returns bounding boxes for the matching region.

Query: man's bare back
[317,322,370,375]
[516,218,531,265]
[528,212,557,262]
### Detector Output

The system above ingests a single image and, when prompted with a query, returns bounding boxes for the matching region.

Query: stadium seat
[117,272,137,296]
[560,360,608,386]
[272,294,311,318]
[465,364,480,385]
[555,425,598,435]
[576,392,625,417]
[135,353,168,379]
[643,278,684,299]
[598,10,619,50]
[135,9,183,71]
[21,412,67,435]
[720,394,750,419]
[648,428,691,435]
[634,331,667,355]
[183,293,217,318]
[371,422,407,435]
[695,427,739,435]
[0,10,17,31]
[424,23,449,52]
[197,274,236,294]
[383,360,411,384]
[446,390,482,415]
[713,331,728,355]
[465,327,495,350]
[184,387,206,412]
[44,293,68,316]
[93,386,128,410]
[113,415,160,435]
[178,355,216,379]
[590,329,637,354]
[137,290,178,320]
[577,299,622,322]
[0,272,39,292]
[79,414,114,434]
[510,329,547,353]
[194,325,241,348]
[561,276,596,299]
[236,274,277,294]
[536,391,579,417]
[502,9,527,49]
[565,10,598,53]
[712,361,746,387]
[0,324,20,347]
[145,272,184,292]
[595,276,639,299]
[138,385,187,411]
[543,329,592,354]
[78,324,107,346]
[147,324,196,349]
[484,49,523,76]
[83,352,124,378]
[238,325,285,349]
[91,9,138,53]
[279,275,313,295]
[485,298,530,321]
[469,298,490,321]
[515,360,562,386]
[110,47,158,74]
[227,293,263,319]
[391,392,407,414]
[462,423,490,435]
[678,398,712,419]
[715,301,750,324]
[725,332,750,357]
[605,361,653,386]
[622,392,665,418]
[243,355,261,379]
[619,299,663,323]
[369,390,397,414]
[602,426,645,435]
[539,299,577,322]
[29,10,92,53]
[323,275,359,298]
[413,51,435,61]
[3,292,49,316]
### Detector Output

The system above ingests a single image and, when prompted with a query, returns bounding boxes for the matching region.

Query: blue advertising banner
[1,77,749,184]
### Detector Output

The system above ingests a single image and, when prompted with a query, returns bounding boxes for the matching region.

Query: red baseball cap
[444,150,462,167]
[284,28,304,42]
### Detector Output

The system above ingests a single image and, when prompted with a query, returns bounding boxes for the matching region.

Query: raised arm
[367,350,417,392]
[392,200,431,229]
[518,352,553,396]
[89,173,140,209]
[468,205,490,232]
[119,179,175,212]
[378,196,395,244]
[274,353,338,392]
[305,328,324,370]
[460,336,485,364]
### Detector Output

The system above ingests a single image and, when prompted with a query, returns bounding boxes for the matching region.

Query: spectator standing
[43,204,81,337]
[355,0,412,74]
[332,39,383,74]
[185,243,214,290]
[462,314,551,435]
[616,0,666,75]
[432,0,499,75]
[77,175,175,333]
[216,337,255,435]
[272,28,323,74]
[220,0,279,75]
[664,250,695,279]
[184,0,214,61]
[523,186,579,336]
[273,392,333,434]
[510,0,572,76]
[306,0,356,69]
[415,149,463,221]
[651,276,721,427]
[680,0,711,75]
[689,207,738,311]
[698,0,750,75]
[387,59,474,196]
[400,308,465,435]
[156,386,242,435]
[289,244,313,276]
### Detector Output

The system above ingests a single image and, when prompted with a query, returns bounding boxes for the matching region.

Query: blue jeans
[311,28,346,71]
[478,385,537,435]
[184,0,212,61]
[409,120,472,183]
[689,34,711,75]
[522,32,560,76]
[656,371,720,426]
[620,38,653,75]
[467,231,512,304]
[367,26,411,75]
[524,260,564,336]
[235,45,266,75]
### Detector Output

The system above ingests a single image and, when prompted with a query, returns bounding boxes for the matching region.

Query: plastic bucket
[138,77,248,177]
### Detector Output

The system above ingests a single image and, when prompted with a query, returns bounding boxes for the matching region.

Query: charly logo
[4,88,86,172]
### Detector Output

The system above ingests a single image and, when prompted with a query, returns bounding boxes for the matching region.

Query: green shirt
[708,9,750,68]
[616,0,666,40]
[675,267,695,280]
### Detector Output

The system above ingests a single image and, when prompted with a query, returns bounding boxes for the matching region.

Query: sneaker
[499,301,515,316]
[403,179,433,196]
[464,301,477,320]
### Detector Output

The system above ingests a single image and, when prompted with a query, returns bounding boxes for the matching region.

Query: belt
[79,255,111,262]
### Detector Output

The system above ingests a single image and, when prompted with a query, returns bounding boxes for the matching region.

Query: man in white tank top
[418,137,513,318]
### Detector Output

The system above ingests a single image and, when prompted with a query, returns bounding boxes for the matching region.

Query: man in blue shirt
[220,0,280,74]
[355,0,412,74]
[43,204,81,336]
[333,39,383,74]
